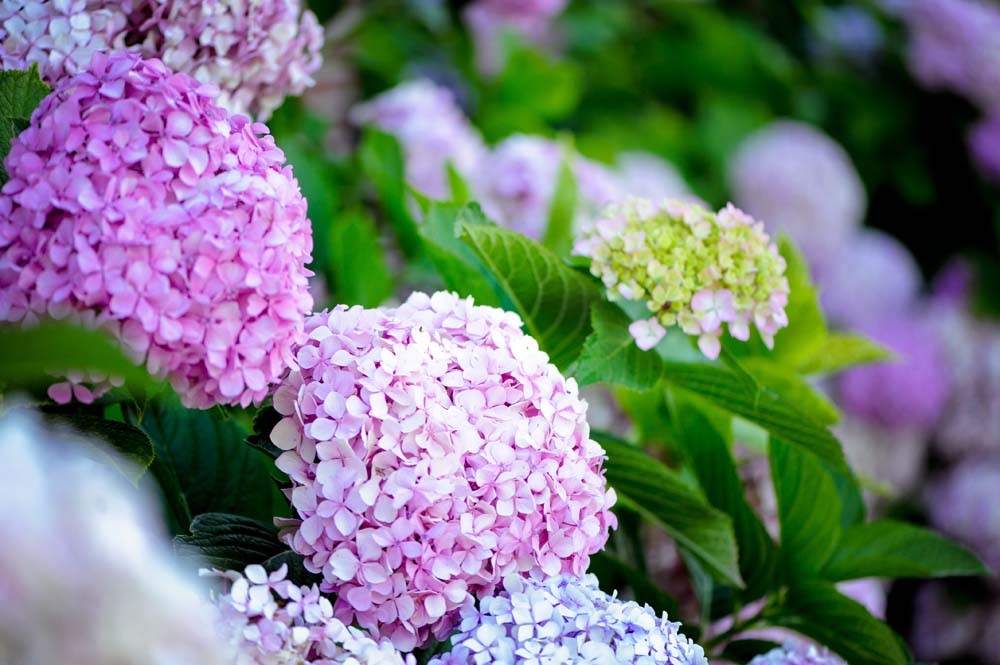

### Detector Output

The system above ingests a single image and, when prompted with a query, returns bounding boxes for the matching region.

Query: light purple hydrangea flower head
[927,458,1000,574]
[427,573,708,665]
[970,111,1000,183]
[0,52,314,408]
[910,582,986,662]
[0,0,322,119]
[351,79,486,200]
[0,413,227,665]
[749,643,844,665]
[576,198,790,359]
[211,563,413,664]
[905,0,1000,111]
[837,312,951,432]
[614,151,694,203]
[818,228,922,328]
[472,134,621,239]
[270,292,618,650]
[728,121,866,271]
[463,0,568,75]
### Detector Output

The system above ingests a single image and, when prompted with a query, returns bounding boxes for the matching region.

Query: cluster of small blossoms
[270,291,617,650]
[211,563,412,664]
[472,134,621,239]
[728,120,866,271]
[575,198,790,360]
[749,644,844,665]
[427,573,707,665]
[0,413,227,665]
[350,79,486,200]
[463,0,568,75]
[927,458,1000,574]
[0,1,322,119]
[0,52,313,408]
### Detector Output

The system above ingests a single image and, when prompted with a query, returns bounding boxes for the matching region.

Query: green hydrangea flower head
[575,198,790,359]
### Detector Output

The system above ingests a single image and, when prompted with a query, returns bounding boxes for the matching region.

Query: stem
[704,605,772,652]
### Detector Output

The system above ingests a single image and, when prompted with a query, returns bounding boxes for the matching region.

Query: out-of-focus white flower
[0,413,227,665]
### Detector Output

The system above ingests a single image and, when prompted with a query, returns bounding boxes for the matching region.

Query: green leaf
[140,396,278,525]
[541,147,578,257]
[42,412,154,482]
[660,361,848,473]
[822,520,990,581]
[0,64,50,183]
[446,161,471,205]
[328,210,393,307]
[669,393,776,599]
[770,438,841,580]
[774,581,910,665]
[0,320,151,388]
[458,222,601,369]
[742,358,840,426]
[798,333,894,376]
[359,128,422,257]
[263,549,323,586]
[770,237,827,367]
[589,551,680,618]
[575,301,664,390]
[174,512,285,571]
[595,432,744,588]
[420,203,501,307]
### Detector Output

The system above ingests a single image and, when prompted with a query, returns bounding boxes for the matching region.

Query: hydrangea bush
[0,3,995,665]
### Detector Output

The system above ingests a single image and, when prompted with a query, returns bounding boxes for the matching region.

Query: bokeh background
[275,1,1000,662]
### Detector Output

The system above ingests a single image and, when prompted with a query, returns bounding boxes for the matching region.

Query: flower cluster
[212,563,412,664]
[270,291,617,650]
[0,0,131,83]
[0,52,313,408]
[0,0,321,119]
[615,151,694,203]
[350,79,486,200]
[905,0,1000,112]
[575,198,790,359]
[472,134,621,239]
[0,413,227,665]
[971,112,1000,183]
[728,120,866,271]
[427,573,707,665]
[749,644,844,665]
[928,458,1000,574]
[463,0,568,75]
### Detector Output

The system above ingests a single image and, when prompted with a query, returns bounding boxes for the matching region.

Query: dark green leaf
[246,406,282,460]
[742,358,840,426]
[0,320,151,388]
[798,333,894,376]
[669,393,776,599]
[589,551,680,618]
[0,64,50,182]
[140,396,277,525]
[328,210,393,307]
[774,581,910,665]
[263,550,323,586]
[541,149,578,257]
[660,361,848,473]
[458,222,601,369]
[174,512,284,571]
[43,412,154,482]
[770,237,827,367]
[770,438,841,580]
[359,128,422,257]
[420,203,501,307]
[720,639,783,663]
[575,301,664,390]
[822,520,990,581]
[595,432,744,587]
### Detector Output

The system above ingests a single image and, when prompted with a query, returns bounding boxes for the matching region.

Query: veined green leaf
[798,333,894,376]
[575,301,664,390]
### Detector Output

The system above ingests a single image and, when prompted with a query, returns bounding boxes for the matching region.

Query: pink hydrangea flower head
[350,79,486,200]
[0,413,228,665]
[270,291,617,650]
[463,0,568,75]
[473,134,622,239]
[0,0,133,83]
[906,0,1000,111]
[927,457,1000,574]
[212,564,413,664]
[0,1,322,119]
[128,0,323,119]
[728,120,866,272]
[818,228,922,329]
[837,312,951,432]
[576,198,790,360]
[0,52,314,408]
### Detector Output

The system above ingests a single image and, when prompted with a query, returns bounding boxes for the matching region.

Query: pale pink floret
[628,317,666,351]
[0,52,313,408]
[271,292,617,651]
